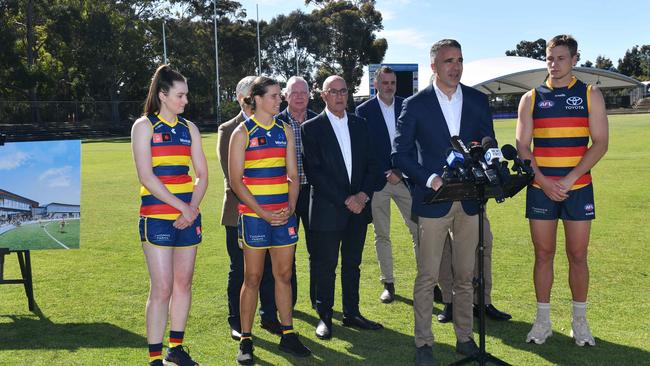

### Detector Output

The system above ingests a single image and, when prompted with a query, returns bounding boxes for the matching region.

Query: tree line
[0,0,386,128]
[505,38,650,80]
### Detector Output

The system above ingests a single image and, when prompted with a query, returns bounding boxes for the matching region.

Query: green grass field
[1,114,649,365]
[0,220,80,250]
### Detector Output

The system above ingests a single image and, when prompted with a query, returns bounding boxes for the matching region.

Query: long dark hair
[143,65,186,116]
[243,76,279,111]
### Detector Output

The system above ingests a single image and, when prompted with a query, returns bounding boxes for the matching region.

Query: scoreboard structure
[368,63,419,98]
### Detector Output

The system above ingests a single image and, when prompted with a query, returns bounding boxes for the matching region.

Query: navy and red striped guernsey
[238,117,289,217]
[140,114,194,220]
[531,76,592,190]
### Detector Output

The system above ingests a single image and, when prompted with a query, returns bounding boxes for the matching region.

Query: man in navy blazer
[355,66,418,304]
[392,39,494,365]
[302,75,383,340]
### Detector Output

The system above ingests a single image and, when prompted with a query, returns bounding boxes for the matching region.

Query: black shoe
[380,282,395,303]
[342,314,383,330]
[437,303,453,323]
[415,345,437,366]
[473,304,512,321]
[260,318,283,335]
[230,328,241,341]
[456,338,479,357]
[315,318,332,340]
[433,285,443,304]
[150,360,163,366]
[279,333,312,357]
[236,338,254,365]
[164,345,199,366]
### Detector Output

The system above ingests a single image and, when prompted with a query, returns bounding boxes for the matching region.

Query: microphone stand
[425,173,532,366]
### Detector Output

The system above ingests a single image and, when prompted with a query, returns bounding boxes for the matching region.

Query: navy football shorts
[139,214,202,247]
[238,214,298,249]
[526,184,595,221]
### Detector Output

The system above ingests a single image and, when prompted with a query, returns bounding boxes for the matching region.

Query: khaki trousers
[371,181,418,284]
[413,202,478,347]
[439,215,493,304]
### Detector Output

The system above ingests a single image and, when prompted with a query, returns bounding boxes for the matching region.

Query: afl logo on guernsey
[538,100,554,109]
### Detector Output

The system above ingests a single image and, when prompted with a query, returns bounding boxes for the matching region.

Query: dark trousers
[225,225,277,329]
[311,214,368,318]
[295,184,314,308]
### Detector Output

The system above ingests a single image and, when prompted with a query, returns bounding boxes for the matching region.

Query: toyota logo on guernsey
[565,96,585,110]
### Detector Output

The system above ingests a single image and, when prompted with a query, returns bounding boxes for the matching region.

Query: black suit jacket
[301,111,377,231]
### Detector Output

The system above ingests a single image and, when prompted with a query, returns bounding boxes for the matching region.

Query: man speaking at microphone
[392,39,495,365]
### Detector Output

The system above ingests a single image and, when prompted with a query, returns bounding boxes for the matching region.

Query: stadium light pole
[295,38,299,76]
[213,0,221,124]
[162,20,168,64]
[256,4,262,75]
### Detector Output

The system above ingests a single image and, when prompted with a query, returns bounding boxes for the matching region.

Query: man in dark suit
[301,75,383,340]
[356,66,418,304]
[275,76,318,309]
[392,39,495,365]
[217,76,282,340]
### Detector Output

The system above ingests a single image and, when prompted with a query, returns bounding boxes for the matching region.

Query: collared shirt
[284,109,308,184]
[377,97,396,147]
[325,108,352,182]
[432,81,463,137]
[427,81,463,188]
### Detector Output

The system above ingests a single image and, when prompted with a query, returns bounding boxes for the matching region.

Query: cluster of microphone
[443,136,533,202]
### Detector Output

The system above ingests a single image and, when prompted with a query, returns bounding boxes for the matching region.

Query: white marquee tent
[461,56,644,96]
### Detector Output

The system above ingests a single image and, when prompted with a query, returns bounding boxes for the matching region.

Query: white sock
[536,302,551,324]
[572,301,587,320]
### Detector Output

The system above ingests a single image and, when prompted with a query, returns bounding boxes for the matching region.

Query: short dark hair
[143,65,186,116]
[547,34,578,57]
[430,39,462,62]
[374,66,395,83]
[243,76,279,111]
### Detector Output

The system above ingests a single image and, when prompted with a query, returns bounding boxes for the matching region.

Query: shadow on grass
[484,319,650,366]
[393,294,414,307]
[0,304,145,350]
[289,309,460,365]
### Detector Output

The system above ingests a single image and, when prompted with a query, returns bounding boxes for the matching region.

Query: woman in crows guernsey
[229,76,311,365]
[131,65,208,366]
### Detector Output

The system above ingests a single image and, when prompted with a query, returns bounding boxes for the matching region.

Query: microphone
[477,137,504,201]
[450,136,471,160]
[468,141,484,164]
[482,136,503,166]
[501,144,534,175]
[445,148,468,181]
[500,144,523,174]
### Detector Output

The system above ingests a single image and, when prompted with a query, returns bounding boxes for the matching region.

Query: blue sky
[236,0,650,92]
[0,140,81,206]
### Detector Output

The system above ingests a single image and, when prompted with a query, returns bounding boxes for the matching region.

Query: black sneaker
[163,345,199,366]
[278,333,311,357]
[236,338,255,365]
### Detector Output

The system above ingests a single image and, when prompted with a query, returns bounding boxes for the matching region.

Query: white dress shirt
[426,81,463,188]
[377,97,396,148]
[325,108,352,182]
